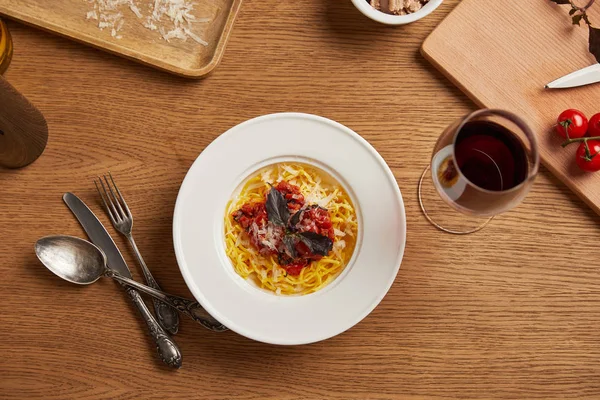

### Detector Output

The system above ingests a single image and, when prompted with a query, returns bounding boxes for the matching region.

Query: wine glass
[418,109,539,234]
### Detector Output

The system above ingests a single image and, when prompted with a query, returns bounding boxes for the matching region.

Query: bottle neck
[0,19,13,75]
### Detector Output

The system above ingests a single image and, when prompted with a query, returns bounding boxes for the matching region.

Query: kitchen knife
[63,192,182,369]
[545,63,600,89]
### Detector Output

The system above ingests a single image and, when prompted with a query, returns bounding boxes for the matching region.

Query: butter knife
[63,192,182,369]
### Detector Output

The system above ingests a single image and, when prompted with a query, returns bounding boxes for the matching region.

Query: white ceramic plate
[173,113,406,345]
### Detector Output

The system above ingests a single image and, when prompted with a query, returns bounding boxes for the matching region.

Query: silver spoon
[35,235,227,332]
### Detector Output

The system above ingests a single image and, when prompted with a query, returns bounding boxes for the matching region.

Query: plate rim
[173,112,407,344]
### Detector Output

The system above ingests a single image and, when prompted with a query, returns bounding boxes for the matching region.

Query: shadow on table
[25,250,77,290]
[322,1,398,50]
[179,325,359,379]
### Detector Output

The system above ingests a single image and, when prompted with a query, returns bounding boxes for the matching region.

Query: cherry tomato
[576,140,600,172]
[587,113,600,137]
[556,109,588,139]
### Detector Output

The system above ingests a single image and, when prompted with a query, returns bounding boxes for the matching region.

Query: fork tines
[94,172,132,226]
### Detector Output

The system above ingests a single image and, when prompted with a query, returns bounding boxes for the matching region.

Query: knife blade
[545,63,600,89]
[63,192,133,278]
[63,192,182,368]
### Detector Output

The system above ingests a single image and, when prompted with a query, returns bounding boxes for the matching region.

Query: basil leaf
[289,210,303,228]
[277,253,291,266]
[289,205,324,230]
[282,235,298,259]
[265,187,290,226]
[298,231,333,256]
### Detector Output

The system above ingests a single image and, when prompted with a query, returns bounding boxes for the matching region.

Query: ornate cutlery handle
[111,273,228,332]
[124,285,183,368]
[127,235,180,335]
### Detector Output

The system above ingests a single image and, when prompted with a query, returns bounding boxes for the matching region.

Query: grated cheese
[332,239,346,258]
[316,190,337,208]
[260,169,273,183]
[282,165,299,175]
[130,3,143,18]
[85,0,211,44]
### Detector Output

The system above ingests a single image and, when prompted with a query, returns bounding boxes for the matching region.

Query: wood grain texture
[422,0,600,216]
[1,0,600,398]
[0,0,242,77]
[0,75,48,167]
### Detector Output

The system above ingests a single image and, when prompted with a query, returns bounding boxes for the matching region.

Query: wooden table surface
[2,1,600,399]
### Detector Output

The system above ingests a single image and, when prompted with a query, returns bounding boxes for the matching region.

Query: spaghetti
[225,163,358,295]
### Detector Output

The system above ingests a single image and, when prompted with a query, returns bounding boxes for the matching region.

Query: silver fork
[95,173,180,335]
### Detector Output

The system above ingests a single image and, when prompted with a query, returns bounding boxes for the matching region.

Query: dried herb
[551,0,600,62]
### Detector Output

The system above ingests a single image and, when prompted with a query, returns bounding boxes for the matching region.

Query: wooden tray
[422,0,600,215]
[0,0,242,78]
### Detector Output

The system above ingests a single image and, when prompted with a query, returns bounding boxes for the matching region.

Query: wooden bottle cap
[0,75,48,168]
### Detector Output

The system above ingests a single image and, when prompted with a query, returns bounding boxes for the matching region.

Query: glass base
[418,165,493,234]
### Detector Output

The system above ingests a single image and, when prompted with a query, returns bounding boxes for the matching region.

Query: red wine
[454,121,528,192]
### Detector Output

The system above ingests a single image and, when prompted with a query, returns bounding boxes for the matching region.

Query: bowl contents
[367,0,430,15]
[225,163,358,296]
[85,0,213,44]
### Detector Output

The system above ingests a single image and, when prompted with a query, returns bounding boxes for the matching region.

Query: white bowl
[351,0,443,25]
[173,113,406,345]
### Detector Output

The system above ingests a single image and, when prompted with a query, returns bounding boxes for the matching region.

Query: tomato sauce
[232,181,334,276]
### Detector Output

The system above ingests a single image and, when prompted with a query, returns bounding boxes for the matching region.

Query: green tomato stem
[561,136,600,148]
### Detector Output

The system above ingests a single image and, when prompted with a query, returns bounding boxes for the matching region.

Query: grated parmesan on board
[85,0,211,44]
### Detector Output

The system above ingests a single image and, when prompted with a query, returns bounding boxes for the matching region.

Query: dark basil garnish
[297,231,333,256]
[282,235,298,259]
[265,186,333,259]
[265,186,290,226]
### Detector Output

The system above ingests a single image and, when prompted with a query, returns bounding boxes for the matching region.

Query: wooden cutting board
[422,0,600,215]
[0,0,242,78]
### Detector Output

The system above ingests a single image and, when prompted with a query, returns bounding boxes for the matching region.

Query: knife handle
[111,272,228,332]
[127,235,180,336]
[125,286,182,369]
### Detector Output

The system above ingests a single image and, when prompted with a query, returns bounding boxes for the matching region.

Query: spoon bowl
[35,235,106,285]
[35,234,228,332]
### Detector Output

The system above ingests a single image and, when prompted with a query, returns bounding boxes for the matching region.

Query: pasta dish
[224,163,358,295]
